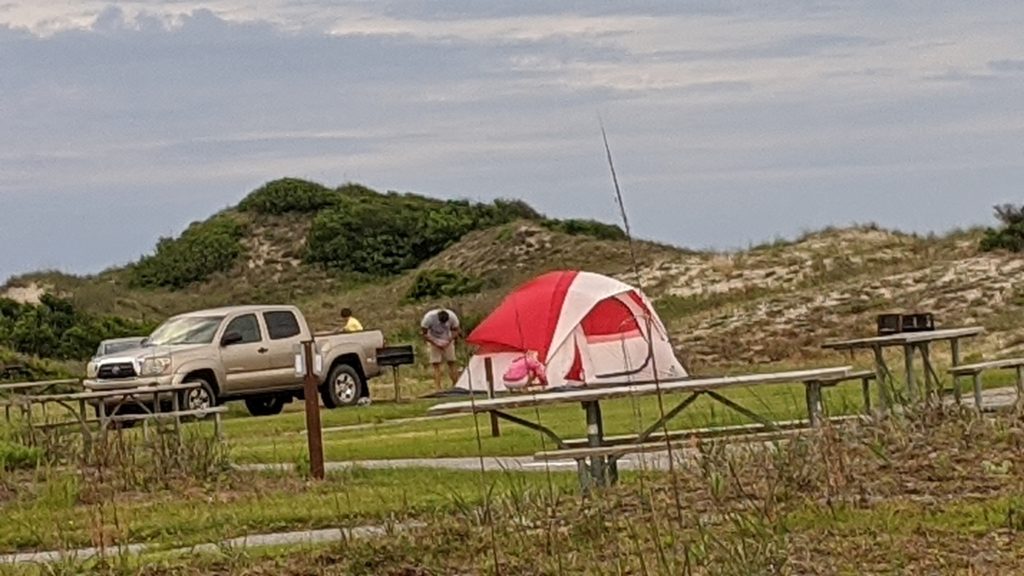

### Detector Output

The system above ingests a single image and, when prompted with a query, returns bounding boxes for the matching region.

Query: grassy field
[5,408,1024,575]
[2,365,1022,574]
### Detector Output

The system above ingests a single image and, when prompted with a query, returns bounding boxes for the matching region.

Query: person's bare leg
[447,361,460,386]
[432,363,443,390]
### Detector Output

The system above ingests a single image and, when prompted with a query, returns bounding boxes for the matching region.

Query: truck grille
[97,362,137,379]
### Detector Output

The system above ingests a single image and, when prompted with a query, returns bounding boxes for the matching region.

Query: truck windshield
[146,316,225,346]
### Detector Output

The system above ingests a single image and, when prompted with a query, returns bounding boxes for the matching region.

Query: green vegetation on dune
[404,269,486,301]
[0,294,152,362]
[305,188,541,276]
[128,215,247,289]
[981,203,1024,253]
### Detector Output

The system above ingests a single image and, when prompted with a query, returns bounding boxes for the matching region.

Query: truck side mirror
[221,332,244,347]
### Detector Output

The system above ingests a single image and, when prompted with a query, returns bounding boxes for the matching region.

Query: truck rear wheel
[244,396,286,417]
[321,364,364,408]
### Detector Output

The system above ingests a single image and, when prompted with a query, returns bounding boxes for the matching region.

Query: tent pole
[485,357,500,437]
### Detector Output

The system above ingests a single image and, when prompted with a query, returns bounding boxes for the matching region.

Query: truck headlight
[86,362,98,379]
[139,357,172,377]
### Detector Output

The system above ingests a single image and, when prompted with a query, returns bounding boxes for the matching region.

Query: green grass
[224,367,1024,464]
[227,380,865,463]
[0,467,579,555]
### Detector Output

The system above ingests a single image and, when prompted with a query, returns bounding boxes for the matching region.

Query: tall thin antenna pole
[599,118,686,531]
[601,119,643,289]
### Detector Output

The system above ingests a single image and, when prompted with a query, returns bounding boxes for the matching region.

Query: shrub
[0,294,154,361]
[238,178,340,214]
[541,218,627,241]
[980,203,1024,253]
[0,441,42,471]
[129,216,246,289]
[305,188,543,275]
[405,270,485,302]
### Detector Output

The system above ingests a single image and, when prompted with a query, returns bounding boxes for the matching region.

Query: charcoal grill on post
[877,313,935,336]
[376,345,416,402]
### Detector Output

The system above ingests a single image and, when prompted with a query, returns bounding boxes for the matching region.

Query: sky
[1,1,1023,283]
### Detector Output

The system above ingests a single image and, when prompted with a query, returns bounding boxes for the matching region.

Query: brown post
[302,340,326,480]
[392,367,401,403]
[484,357,500,437]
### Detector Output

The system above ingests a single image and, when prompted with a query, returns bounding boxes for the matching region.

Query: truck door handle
[257,347,268,354]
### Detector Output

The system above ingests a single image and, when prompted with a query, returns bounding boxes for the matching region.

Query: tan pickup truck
[84,305,384,416]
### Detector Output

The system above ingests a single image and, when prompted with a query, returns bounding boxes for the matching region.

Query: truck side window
[264,311,301,340]
[225,314,262,344]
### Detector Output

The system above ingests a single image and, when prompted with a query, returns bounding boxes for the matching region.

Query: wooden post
[302,340,325,480]
[484,357,500,437]
[392,367,401,403]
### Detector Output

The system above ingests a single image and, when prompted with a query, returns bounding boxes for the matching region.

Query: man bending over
[421,308,461,389]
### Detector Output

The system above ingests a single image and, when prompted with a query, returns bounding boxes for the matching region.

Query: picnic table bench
[429,366,857,491]
[947,357,1024,411]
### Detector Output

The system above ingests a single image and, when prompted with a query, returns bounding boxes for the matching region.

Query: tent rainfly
[456,270,687,393]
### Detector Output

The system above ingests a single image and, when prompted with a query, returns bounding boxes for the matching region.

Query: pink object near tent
[502,354,547,389]
[455,270,687,393]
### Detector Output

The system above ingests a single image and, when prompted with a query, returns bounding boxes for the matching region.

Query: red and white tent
[456,270,687,392]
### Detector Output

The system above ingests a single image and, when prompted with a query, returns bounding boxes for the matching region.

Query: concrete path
[0,522,424,565]
[236,453,676,474]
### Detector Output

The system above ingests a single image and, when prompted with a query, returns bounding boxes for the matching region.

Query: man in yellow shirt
[340,308,363,332]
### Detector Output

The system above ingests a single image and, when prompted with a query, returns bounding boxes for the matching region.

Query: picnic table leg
[171,388,182,438]
[919,344,935,406]
[98,400,110,442]
[583,401,608,487]
[950,339,963,405]
[1016,366,1024,409]
[77,399,93,458]
[25,398,39,446]
[972,373,983,413]
[872,345,893,411]
[860,376,872,416]
[804,381,823,427]
[575,458,591,494]
[903,344,917,403]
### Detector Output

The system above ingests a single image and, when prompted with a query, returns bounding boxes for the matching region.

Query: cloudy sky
[1,1,1022,282]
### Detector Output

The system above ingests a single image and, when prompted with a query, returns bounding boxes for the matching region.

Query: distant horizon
[3,2,1021,284]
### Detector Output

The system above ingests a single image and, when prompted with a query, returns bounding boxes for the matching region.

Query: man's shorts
[429,341,456,364]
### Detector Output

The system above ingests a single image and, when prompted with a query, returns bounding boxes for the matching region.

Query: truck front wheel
[183,377,218,412]
[321,364,364,408]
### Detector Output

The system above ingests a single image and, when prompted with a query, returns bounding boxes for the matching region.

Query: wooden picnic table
[822,327,984,407]
[14,383,225,453]
[0,379,82,421]
[429,366,853,491]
